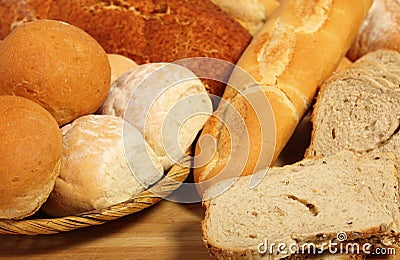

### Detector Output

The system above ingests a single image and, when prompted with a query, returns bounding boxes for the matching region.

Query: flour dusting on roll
[42,115,163,217]
[101,63,213,170]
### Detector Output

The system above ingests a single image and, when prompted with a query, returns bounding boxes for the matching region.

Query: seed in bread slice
[202,151,400,259]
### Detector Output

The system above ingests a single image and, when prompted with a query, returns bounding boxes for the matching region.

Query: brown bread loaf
[0,0,252,96]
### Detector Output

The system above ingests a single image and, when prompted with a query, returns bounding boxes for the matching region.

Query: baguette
[194,0,372,191]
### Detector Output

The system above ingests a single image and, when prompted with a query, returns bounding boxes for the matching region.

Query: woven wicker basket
[0,158,191,235]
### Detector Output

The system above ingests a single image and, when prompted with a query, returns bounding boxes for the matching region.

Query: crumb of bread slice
[202,151,400,260]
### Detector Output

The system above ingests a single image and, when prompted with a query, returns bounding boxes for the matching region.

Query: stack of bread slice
[306,49,400,160]
[202,49,400,259]
[203,151,399,259]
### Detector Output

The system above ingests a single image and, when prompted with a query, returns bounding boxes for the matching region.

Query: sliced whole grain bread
[305,49,400,160]
[202,151,400,260]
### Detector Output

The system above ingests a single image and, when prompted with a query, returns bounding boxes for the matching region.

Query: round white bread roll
[0,95,62,219]
[100,63,213,170]
[107,53,138,83]
[42,115,163,217]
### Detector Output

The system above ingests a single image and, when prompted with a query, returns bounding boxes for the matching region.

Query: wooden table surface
[0,200,211,259]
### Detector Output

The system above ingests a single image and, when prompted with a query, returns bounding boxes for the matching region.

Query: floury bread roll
[210,0,281,36]
[107,54,138,83]
[42,115,163,217]
[0,96,62,219]
[0,19,111,126]
[194,0,373,191]
[101,63,213,170]
[347,0,400,61]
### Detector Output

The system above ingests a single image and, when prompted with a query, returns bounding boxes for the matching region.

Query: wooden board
[0,200,211,259]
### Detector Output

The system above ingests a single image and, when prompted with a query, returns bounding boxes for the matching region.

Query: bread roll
[347,0,400,61]
[193,0,373,191]
[107,54,138,83]
[210,0,281,36]
[0,96,62,219]
[101,63,213,170]
[0,0,252,97]
[0,19,111,126]
[42,115,163,217]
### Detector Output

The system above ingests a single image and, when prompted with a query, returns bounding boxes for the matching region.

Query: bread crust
[194,0,373,190]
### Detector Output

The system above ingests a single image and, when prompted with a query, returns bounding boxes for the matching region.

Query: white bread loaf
[202,151,400,259]
[347,0,400,61]
[101,63,213,170]
[306,49,400,161]
[0,96,62,219]
[194,0,372,192]
[42,115,163,217]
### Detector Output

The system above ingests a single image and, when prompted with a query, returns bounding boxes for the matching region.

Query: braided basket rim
[0,158,191,235]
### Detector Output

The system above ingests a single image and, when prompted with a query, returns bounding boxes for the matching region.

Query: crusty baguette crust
[194,0,372,190]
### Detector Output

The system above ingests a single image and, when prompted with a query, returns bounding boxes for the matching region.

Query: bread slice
[306,50,400,160]
[202,151,400,259]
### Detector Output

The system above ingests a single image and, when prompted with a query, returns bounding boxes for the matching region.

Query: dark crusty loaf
[0,0,252,96]
[306,49,400,160]
[202,151,400,259]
